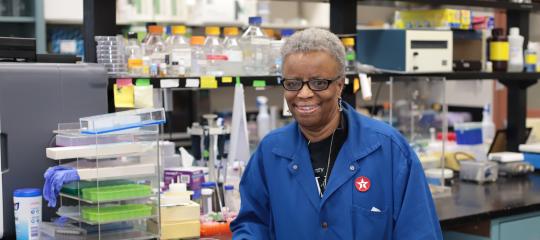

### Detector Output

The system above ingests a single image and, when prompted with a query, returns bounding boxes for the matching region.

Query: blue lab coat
[230,103,443,240]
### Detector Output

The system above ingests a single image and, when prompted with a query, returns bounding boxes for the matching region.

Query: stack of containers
[95,36,127,76]
[519,144,540,169]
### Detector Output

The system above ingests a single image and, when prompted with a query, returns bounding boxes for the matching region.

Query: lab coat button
[321,222,328,229]
[349,165,355,171]
[292,164,298,170]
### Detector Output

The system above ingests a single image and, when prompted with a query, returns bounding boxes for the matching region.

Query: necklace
[308,131,335,197]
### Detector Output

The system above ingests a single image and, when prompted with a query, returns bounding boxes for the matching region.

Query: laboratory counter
[436,172,540,232]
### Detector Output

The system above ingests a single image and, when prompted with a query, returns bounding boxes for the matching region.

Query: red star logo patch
[355,176,371,192]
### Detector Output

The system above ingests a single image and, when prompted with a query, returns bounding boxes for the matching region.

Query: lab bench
[437,172,540,239]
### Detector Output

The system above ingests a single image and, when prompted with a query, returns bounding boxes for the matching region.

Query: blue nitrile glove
[43,166,80,207]
[44,166,72,206]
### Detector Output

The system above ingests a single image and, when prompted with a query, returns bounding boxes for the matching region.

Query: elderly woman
[230,28,442,239]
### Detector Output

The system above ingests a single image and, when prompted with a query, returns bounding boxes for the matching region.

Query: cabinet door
[492,212,540,240]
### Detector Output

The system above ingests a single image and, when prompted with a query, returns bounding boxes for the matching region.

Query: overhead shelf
[369,72,540,82]
[109,75,281,89]
[108,74,361,89]
[357,0,538,10]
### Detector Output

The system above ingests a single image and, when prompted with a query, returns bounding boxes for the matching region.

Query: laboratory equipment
[163,167,206,198]
[223,185,238,212]
[144,25,167,66]
[157,179,200,239]
[14,188,41,240]
[525,42,537,72]
[79,108,165,134]
[223,27,244,76]
[0,62,107,238]
[508,27,524,72]
[384,77,451,198]
[497,161,534,176]
[126,32,143,76]
[455,122,483,145]
[257,96,270,141]
[395,9,472,30]
[167,25,191,76]
[95,36,127,76]
[342,37,356,72]
[488,152,524,163]
[190,36,207,76]
[241,16,270,75]
[187,114,230,182]
[204,26,226,76]
[49,108,165,239]
[424,168,453,186]
[459,161,498,183]
[201,188,214,214]
[520,143,540,169]
[482,104,495,143]
[488,28,509,72]
[356,29,453,72]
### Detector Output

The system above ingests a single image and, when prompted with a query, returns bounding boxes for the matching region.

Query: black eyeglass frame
[281,75,343,91]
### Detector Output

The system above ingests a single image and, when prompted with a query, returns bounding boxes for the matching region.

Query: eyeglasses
[281,75,342,91]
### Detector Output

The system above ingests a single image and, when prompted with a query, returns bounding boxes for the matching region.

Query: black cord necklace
[308,130,335,198]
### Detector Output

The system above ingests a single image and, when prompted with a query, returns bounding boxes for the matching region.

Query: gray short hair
[281,28,346,75]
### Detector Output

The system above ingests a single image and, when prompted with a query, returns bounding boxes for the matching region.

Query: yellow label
[490,42,510,61]
[127,58,143,67]
[113,84,135,108]
[526,53,537,65]
[221,76,233,83]
[353,78,360,94]
[200,76,218,89]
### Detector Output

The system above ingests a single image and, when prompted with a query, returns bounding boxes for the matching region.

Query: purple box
[164,167,206,199]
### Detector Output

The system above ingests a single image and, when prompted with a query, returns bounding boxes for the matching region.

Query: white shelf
[46,142,152,160]
[72,163,157,181]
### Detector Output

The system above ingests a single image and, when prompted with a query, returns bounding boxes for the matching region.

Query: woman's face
[282,51,344,130]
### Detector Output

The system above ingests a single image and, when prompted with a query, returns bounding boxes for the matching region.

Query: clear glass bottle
[125,32,143,76]
[269,29,294,75]
[223,27,244,76]
[201,188,214,215]
[144,25,167,65]
[191,36,207,76]
[204,26,226,76]
[240,16,270,75]
[167,25,191,76]
[224,185,237,212]
[342,37,357,72]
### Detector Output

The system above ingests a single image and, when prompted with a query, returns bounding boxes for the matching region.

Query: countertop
[435,172,540,228]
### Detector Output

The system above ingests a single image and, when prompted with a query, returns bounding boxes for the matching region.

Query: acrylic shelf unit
[46,108,166,240]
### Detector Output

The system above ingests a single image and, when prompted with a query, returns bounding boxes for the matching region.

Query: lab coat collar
[271,102,381,162]
[271,102,382,210]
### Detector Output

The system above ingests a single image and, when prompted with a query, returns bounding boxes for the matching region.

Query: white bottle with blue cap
[13,188,41,240]
[482,104,495,144]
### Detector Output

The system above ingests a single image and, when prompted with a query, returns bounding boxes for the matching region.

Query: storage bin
[81,184,151,202]
[81,204,152,223]
[454,122,482,145]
